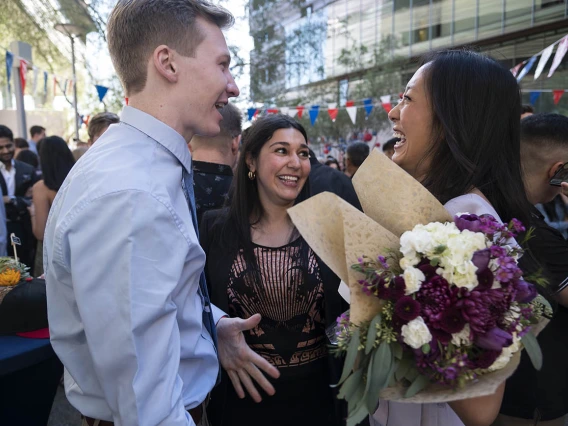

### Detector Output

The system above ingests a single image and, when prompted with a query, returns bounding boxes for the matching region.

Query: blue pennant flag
[309,105,320,126]
[529,91,541,105]
[5,51,13,94]
[43,71,48,96]
[363,98,374,117]
[247,108,257,121]
[95,84,109,103]
[517,56,537,82]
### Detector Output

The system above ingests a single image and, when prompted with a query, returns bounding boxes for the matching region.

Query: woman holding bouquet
[200,114,346,426]
[371,50,533,426]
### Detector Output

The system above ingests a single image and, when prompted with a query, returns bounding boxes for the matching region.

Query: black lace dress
[222,237,338,426]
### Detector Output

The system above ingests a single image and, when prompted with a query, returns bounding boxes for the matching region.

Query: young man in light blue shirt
[44,1,279,425]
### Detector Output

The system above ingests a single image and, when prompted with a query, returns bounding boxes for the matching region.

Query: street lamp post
[55,23,86,143]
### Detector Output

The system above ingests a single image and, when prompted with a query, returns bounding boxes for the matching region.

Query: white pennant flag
[280,106,290,116]
[32,66,39,95]
[534,44,554,80]
[346,106,357,124]
[281,106,296,117]
[548,36,568,78]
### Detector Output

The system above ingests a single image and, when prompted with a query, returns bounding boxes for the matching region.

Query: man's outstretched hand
[216,314,280,402]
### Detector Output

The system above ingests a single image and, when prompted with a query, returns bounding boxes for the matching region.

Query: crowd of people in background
[0,111,120,276]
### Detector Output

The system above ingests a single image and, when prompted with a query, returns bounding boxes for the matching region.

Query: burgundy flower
[468,348,502,369]
[418,262,437,280]
[389,276,406,300]
[513,280,537,303]
[455,214,482,233]
[457,288,512,335]
[440,307,466,334]
[394,296,421,322]
[475,327,513,351]
[416,275,459,329]
[430,327,451,344]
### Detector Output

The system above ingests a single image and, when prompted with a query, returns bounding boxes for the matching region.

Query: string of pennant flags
[511,33,568,82]
[3,46,110,109]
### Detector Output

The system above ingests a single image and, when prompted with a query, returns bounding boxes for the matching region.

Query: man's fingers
[237,369,262,403]
[227,370,245,399]
[561,182,568,196]
[238,313,262,331]
[245,363,276,396]
[248,350,280,379]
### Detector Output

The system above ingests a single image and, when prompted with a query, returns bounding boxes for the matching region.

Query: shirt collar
[0,159,15,171]
[120,106,192,173]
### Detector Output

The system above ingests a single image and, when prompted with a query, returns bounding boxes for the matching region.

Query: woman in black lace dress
[201,114,346,426]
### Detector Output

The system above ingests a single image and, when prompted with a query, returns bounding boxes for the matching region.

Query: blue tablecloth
[0,335,54,376]
[0,336,63,425]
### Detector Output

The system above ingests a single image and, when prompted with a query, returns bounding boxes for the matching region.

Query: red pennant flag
[84,115,90,126]
[125,97,129,105]
[553,89,565,105]
[380,95,392,114]
[345,100,355,107]
[19,59,27,94]
[296,106,305,119]
[267,108,278,114]
[253,109,260,118]
[327,103,338,122]
[510,63,523,77]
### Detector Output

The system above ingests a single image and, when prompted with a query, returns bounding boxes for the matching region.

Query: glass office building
[249,0,568,105]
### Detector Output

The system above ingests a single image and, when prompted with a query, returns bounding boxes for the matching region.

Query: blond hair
[107,0,234,95]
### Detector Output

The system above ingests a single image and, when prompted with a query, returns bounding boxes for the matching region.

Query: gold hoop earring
[248,170,256,180]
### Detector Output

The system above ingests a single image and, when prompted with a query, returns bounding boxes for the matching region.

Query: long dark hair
[418,49,531,226]
[40,136,75,191]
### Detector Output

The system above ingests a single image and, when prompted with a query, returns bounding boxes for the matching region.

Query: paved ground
[47,386,81,426]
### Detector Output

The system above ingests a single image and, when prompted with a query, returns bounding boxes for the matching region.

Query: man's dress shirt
[45,106,223,426]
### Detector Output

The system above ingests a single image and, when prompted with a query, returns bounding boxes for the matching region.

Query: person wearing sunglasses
[496,113,568,426]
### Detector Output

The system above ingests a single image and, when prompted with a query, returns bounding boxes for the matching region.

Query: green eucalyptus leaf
[338,329,361,385]
[348,380,367,414]
[347,401,371,426]
[365,314,382,355]
[395,356,412,382]
[521,332,543,370]
[338,369,364,400]
[405,366,419,383]
[405,374,430,398]
[392,342,403,360]
[365,342,392,413]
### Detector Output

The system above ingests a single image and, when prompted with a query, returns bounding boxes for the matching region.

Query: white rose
[400,227,434,256]
[401,316,432,349]
[451,324,472,347]
[403,266,426,295]
[400,255,420,270]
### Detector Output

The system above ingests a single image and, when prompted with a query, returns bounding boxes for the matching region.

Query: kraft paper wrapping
[287,192,399,325]
[288,148,550,402]
[353,149,453,236]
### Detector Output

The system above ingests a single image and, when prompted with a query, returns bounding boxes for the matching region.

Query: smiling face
[247,128,311,209]
[177,18,239,137]
[388,64,436,180]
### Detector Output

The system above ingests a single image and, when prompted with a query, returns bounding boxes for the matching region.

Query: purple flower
[490,245,506,258]
[455,214,482,232]
[457,288,512,335]
[475,327,513,351]
[377,255,389,270]
[513,280,538,303]
[440,307,466,334]
[394,296,421,322]
[510,218,526,234]
[476,268,494,291]
[472,249,491,273]
[430,327,452,344]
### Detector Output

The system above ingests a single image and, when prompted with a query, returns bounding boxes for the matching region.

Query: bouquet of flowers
[0,257,31,302]
[288,150,550,426]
